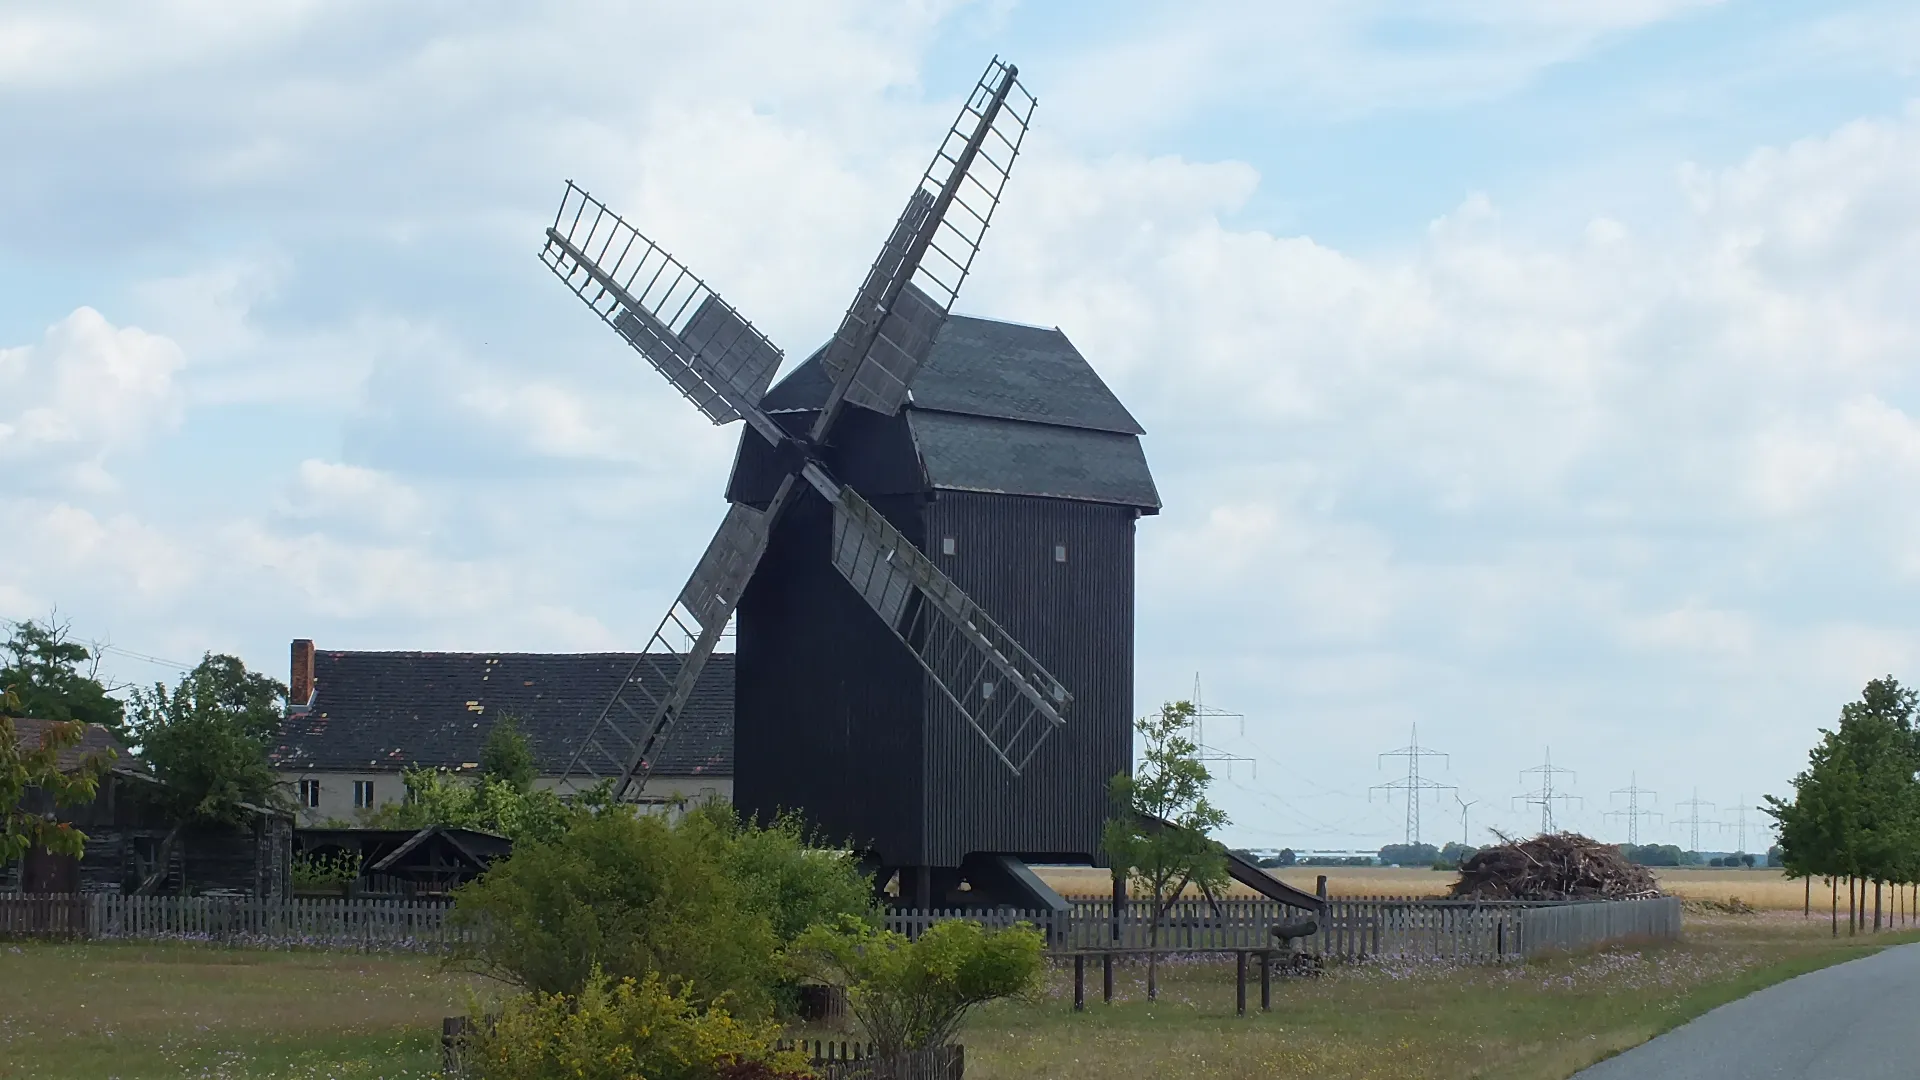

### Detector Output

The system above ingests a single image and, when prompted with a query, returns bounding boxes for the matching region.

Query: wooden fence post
[1259,949,1271,1011]
[1073,954,1085,1012]
[1102,951,1114,1003]
[1235,951,1247,1016]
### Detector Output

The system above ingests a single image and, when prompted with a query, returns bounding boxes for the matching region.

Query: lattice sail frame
[550,58,1067,801]
[829,487,1068,773]
[819,57,1036,418]
[543,184,784,428]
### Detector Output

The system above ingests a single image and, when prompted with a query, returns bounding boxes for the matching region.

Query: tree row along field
[1034,865,1814,909]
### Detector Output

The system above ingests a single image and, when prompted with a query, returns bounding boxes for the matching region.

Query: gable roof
[749,316,1159,511]
[5,718,139,775]
[760,315,1144,435]
[270,650,732,778]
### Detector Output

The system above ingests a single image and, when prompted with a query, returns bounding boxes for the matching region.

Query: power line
[1514,747,1580,834]
[1723,795,1753,855]
[1370,725,1454,847]
[1606,773,1661,847]
[1188,673,1255,780]
[1674,788,1716,854]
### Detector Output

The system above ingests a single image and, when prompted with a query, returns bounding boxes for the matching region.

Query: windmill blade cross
[815,57,1036,432]
[550,56,1072,798]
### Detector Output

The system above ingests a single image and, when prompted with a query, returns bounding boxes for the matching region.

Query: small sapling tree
[1102,699,1230,998]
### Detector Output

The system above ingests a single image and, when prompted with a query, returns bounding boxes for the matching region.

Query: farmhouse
[269,639,734,826]
[3,718,293,897]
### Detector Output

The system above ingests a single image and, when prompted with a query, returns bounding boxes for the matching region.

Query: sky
[3,0,1918,852]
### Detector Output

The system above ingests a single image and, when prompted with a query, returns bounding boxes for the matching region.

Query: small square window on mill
[1053,543,1068,563]
[941,537,956,556]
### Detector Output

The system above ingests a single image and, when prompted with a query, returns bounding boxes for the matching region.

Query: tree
[1257,848,1297,869]
[126,654,286,893]
[1379,842,1440,867]
[1438,841,1479,868]
[1765,676,1920,935]
[789,917,1043,1058]
[0,686,111,867]
[480,713,537,793]
[1102,700,1229,999]
[1,617,127,743]
[369,766,574,844]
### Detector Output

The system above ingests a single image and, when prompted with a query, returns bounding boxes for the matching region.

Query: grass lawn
[0,942,495,1079]
[956,912,1919,1080]
[3,914,1913,1079]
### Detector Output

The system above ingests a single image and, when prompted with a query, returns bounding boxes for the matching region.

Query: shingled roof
[762,315,1144,435]
[754,315,1160,511]
[5,718,140,774]
[271,650,732,778]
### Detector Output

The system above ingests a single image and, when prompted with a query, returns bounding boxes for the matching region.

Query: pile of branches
[1449,832,1661,901]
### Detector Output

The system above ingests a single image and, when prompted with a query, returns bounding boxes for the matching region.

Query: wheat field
[1035,865,1820,910]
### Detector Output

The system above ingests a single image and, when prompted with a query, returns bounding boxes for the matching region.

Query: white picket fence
[0,894,465,949]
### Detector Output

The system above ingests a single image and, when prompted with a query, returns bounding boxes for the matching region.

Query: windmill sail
[818,58,1036,422]
[829,487,1069,774]
[543,183,783,427]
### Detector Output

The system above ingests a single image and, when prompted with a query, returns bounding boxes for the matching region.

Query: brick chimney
[289,638,315,708]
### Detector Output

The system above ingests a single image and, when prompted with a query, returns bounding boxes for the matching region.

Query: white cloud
[4,4,1919,847]
[0,308,186,477]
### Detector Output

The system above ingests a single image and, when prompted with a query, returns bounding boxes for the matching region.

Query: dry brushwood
[1449,831,1661,901]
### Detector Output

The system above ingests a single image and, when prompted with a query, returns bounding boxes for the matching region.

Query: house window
[298,779,321,808]
[941,537,956,556]
[353,780,375,809]
[1053,543,1068,563]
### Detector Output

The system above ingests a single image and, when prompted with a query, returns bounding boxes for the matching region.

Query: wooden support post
[1235,951,1247,1016]
[1260,949,1272,1011]
[1102,952,1114,1003]
[1073,954,1085,1012]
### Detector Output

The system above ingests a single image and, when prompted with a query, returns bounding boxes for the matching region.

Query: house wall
[275,770,733,827]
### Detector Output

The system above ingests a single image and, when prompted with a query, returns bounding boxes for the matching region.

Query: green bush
[467,969,814,1080]
[367,766,574,844]
[450,806,876,1018]
[789,918,1044,1056]
[290,849,361,890]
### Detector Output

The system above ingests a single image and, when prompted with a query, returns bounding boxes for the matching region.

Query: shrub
[452,810,781,1013]
[789,918,1044,1057]
[291,849,361,890]
[682,805,878,944]
[451,807,875,1018]
[467,969,814,1080]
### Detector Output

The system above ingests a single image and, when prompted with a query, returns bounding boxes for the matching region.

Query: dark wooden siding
[4,773,292,897]
[920,492,1138,867]
[734,487,932,863]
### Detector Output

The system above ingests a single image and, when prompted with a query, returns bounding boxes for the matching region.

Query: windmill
[540,59,1167,909]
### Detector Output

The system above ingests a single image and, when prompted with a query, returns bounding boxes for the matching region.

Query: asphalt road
[1573,942,1920,1079]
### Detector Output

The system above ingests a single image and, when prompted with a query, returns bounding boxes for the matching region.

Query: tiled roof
[761,315,1144,435]
[270,651,732,778]
[5,718,138,774]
